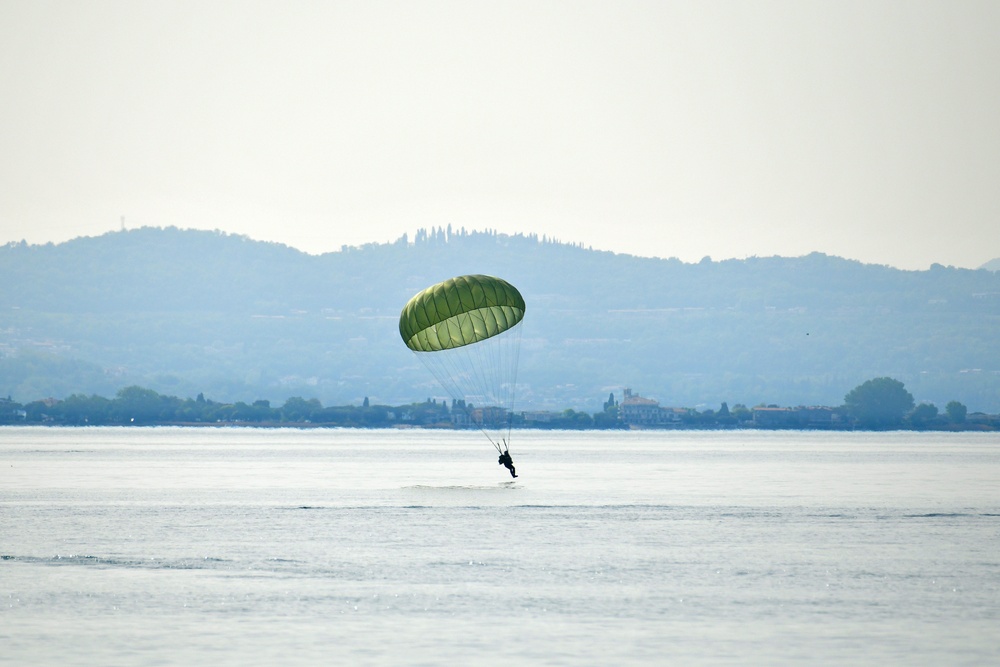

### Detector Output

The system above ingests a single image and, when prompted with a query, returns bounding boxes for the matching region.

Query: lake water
[2,427,998,666]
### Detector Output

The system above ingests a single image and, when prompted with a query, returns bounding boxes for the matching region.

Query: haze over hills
[2,227,999,412]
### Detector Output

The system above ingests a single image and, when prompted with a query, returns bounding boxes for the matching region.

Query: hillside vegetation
[2,227,999,412]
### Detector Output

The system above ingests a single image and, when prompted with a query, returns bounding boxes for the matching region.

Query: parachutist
[400,275,526,466]
[498,448,517,478]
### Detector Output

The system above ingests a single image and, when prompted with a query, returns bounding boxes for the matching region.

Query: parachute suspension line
[412,323,522,453]
[418,351,501,449]
[505,322,523,451]
[477,322,520,452]
[494,322,521,453]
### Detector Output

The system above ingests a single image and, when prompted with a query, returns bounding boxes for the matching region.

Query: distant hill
[981,258,1000,271]
[2,227,999,412]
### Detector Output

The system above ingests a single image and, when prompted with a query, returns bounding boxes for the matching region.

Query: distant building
[521,410,557,424]
[470,406,509,428]
[751,407,798,428]
[800,406,840,426]
[619,388,686,428]
[967,412,1000,429]
[752,406,843,428]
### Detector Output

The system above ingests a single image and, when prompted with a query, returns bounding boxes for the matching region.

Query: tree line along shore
[2,378,996,431]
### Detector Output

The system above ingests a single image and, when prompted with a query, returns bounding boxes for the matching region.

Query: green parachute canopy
[399,275,526,352]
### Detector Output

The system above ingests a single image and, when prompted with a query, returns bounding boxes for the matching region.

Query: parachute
[399,274,525,453]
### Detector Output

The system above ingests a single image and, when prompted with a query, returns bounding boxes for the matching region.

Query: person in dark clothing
[498,448,517,478]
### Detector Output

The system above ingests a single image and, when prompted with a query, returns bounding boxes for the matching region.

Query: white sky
[2,0,998,270]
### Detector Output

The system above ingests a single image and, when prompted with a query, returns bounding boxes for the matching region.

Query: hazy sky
[2,1,998,270]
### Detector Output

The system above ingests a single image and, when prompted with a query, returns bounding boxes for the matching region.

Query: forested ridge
[2,226,999,412]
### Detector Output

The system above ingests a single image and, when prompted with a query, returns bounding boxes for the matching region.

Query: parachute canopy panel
[399,275,526,352]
